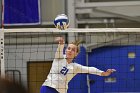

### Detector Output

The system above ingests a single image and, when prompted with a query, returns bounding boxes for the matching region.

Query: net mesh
[1,28,140,93]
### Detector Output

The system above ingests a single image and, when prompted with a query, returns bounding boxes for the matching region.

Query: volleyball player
[40,37,116,93]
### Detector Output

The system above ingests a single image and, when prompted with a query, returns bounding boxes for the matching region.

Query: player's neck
[66,58,72,64]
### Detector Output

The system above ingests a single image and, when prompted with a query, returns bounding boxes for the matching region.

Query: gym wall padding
[88,46,140,93]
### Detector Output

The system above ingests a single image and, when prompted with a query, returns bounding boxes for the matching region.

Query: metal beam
[76,1,140,8]
[67,0,77,42]
[77,19,104,24]
[93,8,140,22]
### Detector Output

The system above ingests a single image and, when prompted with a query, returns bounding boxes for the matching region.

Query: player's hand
[63,22,69,30]
[55,37,65,45]
[56,22,68,30]
[56,24,62,30]
[101,69,116,76]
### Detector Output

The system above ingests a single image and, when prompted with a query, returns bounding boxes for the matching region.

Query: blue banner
[4,0,40,25]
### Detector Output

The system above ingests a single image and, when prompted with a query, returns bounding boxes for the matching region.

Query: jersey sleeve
[54,44,64,59]
[74,63,104,76]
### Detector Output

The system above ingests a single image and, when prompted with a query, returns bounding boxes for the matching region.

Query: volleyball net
[1,28,140,93]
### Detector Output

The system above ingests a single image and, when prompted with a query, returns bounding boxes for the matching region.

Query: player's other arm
[75,64,116,76]
[55,37,65,59]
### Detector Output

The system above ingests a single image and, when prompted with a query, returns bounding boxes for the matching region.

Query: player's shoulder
[72,63,82,67]
[72,63,83,71]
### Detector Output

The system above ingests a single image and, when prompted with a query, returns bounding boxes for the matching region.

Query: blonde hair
[70,40,81,53]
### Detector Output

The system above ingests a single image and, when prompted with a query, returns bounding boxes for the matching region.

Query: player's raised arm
[55,37,65,59]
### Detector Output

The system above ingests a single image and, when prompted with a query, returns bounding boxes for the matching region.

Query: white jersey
[42,55,103,93]
[42,44,104,93]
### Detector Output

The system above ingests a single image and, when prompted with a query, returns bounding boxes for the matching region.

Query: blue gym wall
[68,47,88,93]
[88,46,140,93]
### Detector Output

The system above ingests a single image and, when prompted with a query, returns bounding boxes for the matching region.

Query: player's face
[65,44,78,59]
